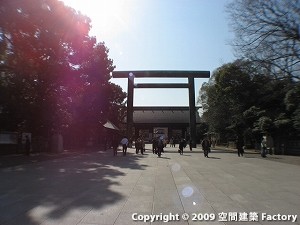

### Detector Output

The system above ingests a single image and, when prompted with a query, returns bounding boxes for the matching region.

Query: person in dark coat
[157,137,164,157]
[135,137,144,155]
[236,136,244,157]
[178,139,186,155]
[152,137,158,154]
[201,137,210,158]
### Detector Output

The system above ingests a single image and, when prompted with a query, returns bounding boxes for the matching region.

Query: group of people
[168,137,179,148]
[111,136,129,156]
[110,135,213,158]
[111,135,191,157]
[112,136,146,156]
[153,137,191,156]
[235,135,274,158]
[110,135,205,157]
[110,134,273,159]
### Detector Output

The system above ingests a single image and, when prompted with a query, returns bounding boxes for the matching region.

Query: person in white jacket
[120,136,129,156]
[261,136,267,158]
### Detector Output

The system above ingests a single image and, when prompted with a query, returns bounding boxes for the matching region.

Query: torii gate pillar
[127,74,134,138]
[188,76,197,147]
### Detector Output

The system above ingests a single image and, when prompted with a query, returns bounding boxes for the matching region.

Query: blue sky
[62,0,235,106]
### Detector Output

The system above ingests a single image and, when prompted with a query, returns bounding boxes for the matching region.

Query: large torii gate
[112,70,210,147]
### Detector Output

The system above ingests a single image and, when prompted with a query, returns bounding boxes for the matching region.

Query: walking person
[135,137,144,155]
[178,138,186,155]
[157,137,164,157]
[120,136,129,156]
[201,137,210,158]
[152,137,158,154]
[135,137,141,154]
[261,136,267,158]
[236,136,244,157]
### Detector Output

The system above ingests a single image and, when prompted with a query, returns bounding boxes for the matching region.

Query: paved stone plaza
[0,145,299,225]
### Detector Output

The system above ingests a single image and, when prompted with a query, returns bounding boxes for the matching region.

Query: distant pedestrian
[135,137,144,155]
[201,137,210,158]
[261,136,267,158]
[157,137,164,157]
[236,136,244,157]
[25,135,31,156]
[189,139,192,151]
[178,139,186,155]
[120,136,129,156]
[152,137,158,154]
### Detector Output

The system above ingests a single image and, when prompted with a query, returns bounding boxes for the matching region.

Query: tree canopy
[198,60,300,147]
[0,0,126,144]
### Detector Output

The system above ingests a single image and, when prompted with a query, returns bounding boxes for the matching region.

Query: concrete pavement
[0,145,299,225]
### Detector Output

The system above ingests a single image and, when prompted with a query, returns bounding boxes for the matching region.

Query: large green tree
[199,60,256,141]
[198,60,297,145]
[0,0,93,134]
[0,0,126,143]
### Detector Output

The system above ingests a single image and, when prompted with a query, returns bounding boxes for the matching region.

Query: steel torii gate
[112,70,210,147]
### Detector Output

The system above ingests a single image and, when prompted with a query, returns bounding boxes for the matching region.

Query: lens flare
[182,186,194,197]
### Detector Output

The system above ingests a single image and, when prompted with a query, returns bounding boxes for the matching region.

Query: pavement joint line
[112,163,144,225]
[76,204,93,225]
[150,155,158,224]
[151,153,165,224]
[169,157,187,224]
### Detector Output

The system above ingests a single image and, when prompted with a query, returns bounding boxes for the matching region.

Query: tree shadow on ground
[0,148,147,225]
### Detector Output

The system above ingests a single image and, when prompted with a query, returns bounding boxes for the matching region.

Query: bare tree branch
[227,0,300,79]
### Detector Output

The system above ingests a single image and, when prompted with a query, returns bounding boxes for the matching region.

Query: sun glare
[61,0,132,40]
